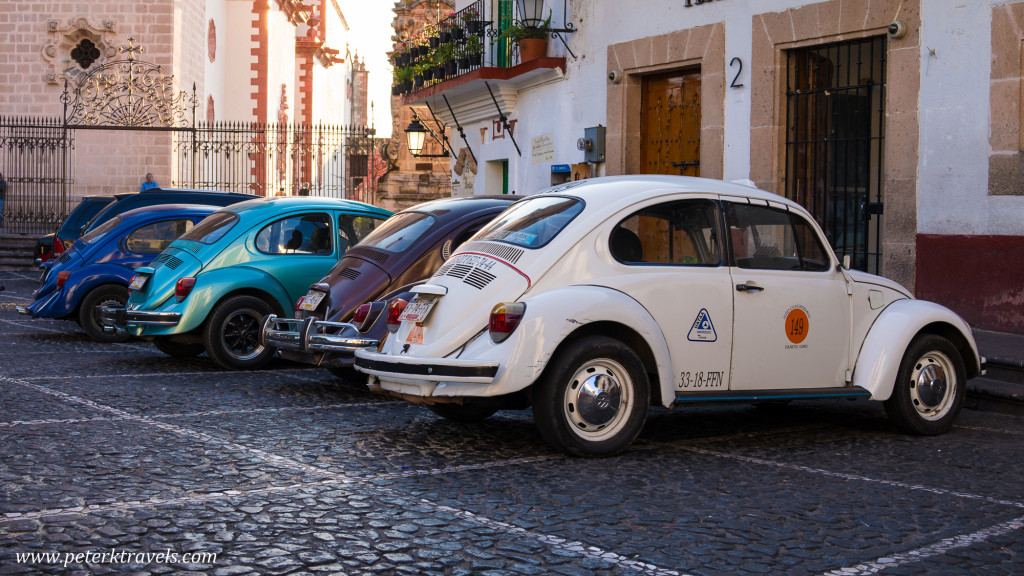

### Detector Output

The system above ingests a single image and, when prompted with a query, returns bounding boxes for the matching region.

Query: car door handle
[736,283,764,293]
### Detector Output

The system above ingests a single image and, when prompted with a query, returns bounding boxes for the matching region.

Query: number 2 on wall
[730,57,744,88]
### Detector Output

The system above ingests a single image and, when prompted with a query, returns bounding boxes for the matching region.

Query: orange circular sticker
[785,308,809,344]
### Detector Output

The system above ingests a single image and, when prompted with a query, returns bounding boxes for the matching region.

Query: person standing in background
[140,173,159,192]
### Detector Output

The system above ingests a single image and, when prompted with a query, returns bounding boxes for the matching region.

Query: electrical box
[577,125,606,163]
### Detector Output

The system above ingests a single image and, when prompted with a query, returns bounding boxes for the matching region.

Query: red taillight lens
[53,237,64,255]
[353,303,372,325]
[489,302,525,343]
[174,277,196,302]
[127,275,137,294]
[386,298,408,333]
[295,295,306,312]
[56,271,71,288]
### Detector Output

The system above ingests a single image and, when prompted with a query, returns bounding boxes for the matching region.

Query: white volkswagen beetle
[354,176,983,457]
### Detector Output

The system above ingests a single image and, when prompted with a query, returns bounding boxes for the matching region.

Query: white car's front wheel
[534,336,649,457]
[884,334,966,435]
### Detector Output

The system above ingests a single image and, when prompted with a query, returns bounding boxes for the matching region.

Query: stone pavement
[2,271,1024,576]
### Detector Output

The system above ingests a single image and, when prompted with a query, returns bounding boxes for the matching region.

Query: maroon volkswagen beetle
[261,195,516,377]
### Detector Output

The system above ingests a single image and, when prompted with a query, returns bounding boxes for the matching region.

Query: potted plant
[424,20,441,48]
[393,66,414,95]
[465,33,484,67]
[434,43,456,77]
[499,11,551,63]
[462,6,486,35]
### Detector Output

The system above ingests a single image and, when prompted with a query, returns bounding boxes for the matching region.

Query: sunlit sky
[338,0,397,138]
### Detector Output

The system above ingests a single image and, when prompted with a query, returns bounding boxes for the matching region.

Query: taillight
[56,271,71,288]
[353,303,372,325]
[175,277,196,302]
[127,275,137,294]
[295,295,306,312]
[53,237,64,255]
[489,302,525,343]
[386,298,408,333]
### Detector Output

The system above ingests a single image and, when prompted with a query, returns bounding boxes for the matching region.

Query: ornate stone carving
[42,17,118,85]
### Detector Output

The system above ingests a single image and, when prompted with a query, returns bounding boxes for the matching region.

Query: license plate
[130,274,148,290]
[300,290,327,311]
[400,295,437,323]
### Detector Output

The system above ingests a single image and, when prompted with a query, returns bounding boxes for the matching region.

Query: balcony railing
[391,0,567,97]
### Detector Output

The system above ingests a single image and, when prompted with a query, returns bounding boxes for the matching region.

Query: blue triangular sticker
[687,308,717,342]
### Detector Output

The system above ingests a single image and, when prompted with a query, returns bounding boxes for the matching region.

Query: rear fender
[49,264,134,318]
[447,285,673,405]
[853,299,980,400]
[171,267,290,333]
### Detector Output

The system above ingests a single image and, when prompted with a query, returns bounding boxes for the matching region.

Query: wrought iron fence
[0,116,75,235]
[172,122,379,203]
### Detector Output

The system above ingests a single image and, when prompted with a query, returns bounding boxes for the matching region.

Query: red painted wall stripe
[916,234,1024,334]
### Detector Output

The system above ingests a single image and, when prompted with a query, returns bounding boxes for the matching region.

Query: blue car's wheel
[203,295,275,370]
[78,284,129,343]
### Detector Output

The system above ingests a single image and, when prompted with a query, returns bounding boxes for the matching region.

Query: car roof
[224,195,392,215]
[533,175,804,213]
[401,195,517,215]
[115,203,220,222]
[141,187,258,198]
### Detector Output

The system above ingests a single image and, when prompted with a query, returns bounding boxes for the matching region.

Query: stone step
[985,357,1024,385]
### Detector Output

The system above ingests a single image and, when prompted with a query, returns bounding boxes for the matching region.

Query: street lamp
[518,0,546,28]
[404,117,450,158]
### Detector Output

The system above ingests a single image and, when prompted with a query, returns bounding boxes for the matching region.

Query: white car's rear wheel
[884,334,966,435]
[534,336,649,457]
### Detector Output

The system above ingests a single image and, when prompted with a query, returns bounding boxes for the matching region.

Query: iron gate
[785,36,886,274]
[0,38,379,236]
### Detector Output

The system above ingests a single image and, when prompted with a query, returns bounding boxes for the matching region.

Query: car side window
[610,199,721,266]
[726,203,831,271]
[255,213,332,255]
[337,215,385,254]
[125,219,195,254]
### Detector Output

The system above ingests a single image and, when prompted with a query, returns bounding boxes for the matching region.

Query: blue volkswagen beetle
[18,204,217,343]
[100,196,392,369]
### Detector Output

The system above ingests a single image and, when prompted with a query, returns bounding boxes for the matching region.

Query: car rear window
[179,211,239,245]
[77,215,122,246]
[474,196,583,249]
[356,212,435,253]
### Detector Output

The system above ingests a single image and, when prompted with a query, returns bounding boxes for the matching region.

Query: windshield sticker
[687,308,717,342]
[784,305,810,348]
[503,231,538,245]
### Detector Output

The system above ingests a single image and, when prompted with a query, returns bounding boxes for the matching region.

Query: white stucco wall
[204,0,227,123]
[314,5,351,127]
[919,0,1024,235]
[454,0,818,196]
[268,6,297,122]
[222,0,253,122]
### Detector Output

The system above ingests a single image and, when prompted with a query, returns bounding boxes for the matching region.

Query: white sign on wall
[531,133,554,165]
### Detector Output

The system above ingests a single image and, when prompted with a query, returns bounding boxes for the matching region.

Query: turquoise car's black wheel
[79,284,129,343]
[203,295,275,370]
[153,336,205,358]
[533,335,649,457]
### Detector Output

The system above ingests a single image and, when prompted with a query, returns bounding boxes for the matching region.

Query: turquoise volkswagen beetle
[100,196,391,369]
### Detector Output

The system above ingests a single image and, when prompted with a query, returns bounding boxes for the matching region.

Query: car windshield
[76,215,122,246]
[356,211,435,253]
[179,211,239,244]
[474,196,583,249]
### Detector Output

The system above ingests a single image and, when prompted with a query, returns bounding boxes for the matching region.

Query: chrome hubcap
[910,350,956,420]
[563,358,632,441]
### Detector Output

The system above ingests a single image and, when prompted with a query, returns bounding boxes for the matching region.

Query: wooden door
[641,70,701,176]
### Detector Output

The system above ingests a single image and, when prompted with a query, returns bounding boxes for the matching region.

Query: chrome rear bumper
[99,305,181,334]
[261,315,378,354]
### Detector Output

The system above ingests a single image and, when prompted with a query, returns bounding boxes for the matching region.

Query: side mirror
[842,254,851,270]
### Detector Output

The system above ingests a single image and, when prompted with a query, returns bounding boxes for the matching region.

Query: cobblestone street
[1,271,1022,575]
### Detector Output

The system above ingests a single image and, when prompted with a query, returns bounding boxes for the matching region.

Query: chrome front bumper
[261,315,379,354]
[98,305,181,334]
